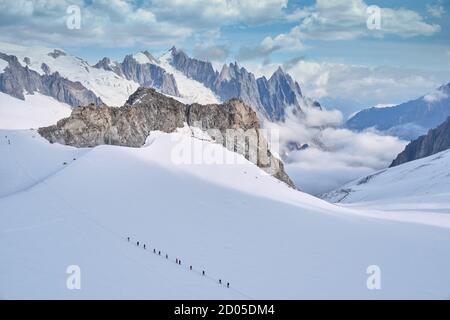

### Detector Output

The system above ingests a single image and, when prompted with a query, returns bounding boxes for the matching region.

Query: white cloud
[193,44,230,62]
[0,0,193,48]
[263,107,407,195]
[0,0,289,49]
[282,60,450,113]
[284,125,407,195]
[241,0,441,59]
[424,87,449,103]
[150,0,288,26]
[427,1,446,18]
[293,0,441,40]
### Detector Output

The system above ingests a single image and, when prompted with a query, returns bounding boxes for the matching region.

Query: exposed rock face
[93,57,124,77]
[94,54,179,97]
[390,116,450,167]
[213,62,265,117]
[257,67,305,120]
[0,53,102,107]
[39,87,295,188]
[166,48,319,122]
[170,47,218,89]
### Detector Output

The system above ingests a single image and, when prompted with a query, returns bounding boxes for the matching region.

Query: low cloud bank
[264,109,407,196]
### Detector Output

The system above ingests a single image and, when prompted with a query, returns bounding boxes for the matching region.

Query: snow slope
[1,129,450,299]
[0,42,139,106]
[0,92,71,130]
[323,150,450,228]
[157,51,221,105]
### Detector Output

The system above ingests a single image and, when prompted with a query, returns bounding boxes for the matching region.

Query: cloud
[279,60,450,114]
[150,0,288,27]
[0,0,193,48]
[423,87,449,103]
[240,0,441,59]
[262,106,407,195]
[0,0,289,49]
[193,44,230,62]
[427,1,446,18]
[237,26,305,61]
[292,0,441,40]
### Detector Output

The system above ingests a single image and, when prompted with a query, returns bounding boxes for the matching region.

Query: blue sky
[1,0,449,111]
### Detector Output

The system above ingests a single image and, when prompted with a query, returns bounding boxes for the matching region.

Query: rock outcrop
[390,116,450,167]
[0,53,102,107]
[39,87,295,188]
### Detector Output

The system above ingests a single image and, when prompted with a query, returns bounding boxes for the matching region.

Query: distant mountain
[0,52,102,107]
[0,42,139,106]
[346,83,450,140]
[0,42,322,124]
[323,148,450,204]
[169,47,218,88]
[390,116,450,167]
[166,47,320,121]
[94,53,179,97]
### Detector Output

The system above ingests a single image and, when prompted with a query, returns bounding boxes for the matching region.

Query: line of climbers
[127,236,230,289]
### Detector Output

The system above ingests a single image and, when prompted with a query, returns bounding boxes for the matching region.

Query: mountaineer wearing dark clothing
[136,241,139,246]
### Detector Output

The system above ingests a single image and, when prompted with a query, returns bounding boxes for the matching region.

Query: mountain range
[390,116,450,167]
[0,42,320,124]
[346,82,450,140]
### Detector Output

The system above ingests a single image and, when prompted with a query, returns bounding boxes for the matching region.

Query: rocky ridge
[0,52,102,107]
[390,116,450,167]
[38,87,295,188]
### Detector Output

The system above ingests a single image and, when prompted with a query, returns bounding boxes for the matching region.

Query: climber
[202,271,205,276]
[158,250,161,255]
[143,244,146,249]
[227,282,230,288]
[166,254,168,259]
[127,237,130,242]
[154,249,156,254]
[176,258,178,264]
[219,279,222,284]
[137,241,139,246]
[178,260,181,265]
[190,265,192,271]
